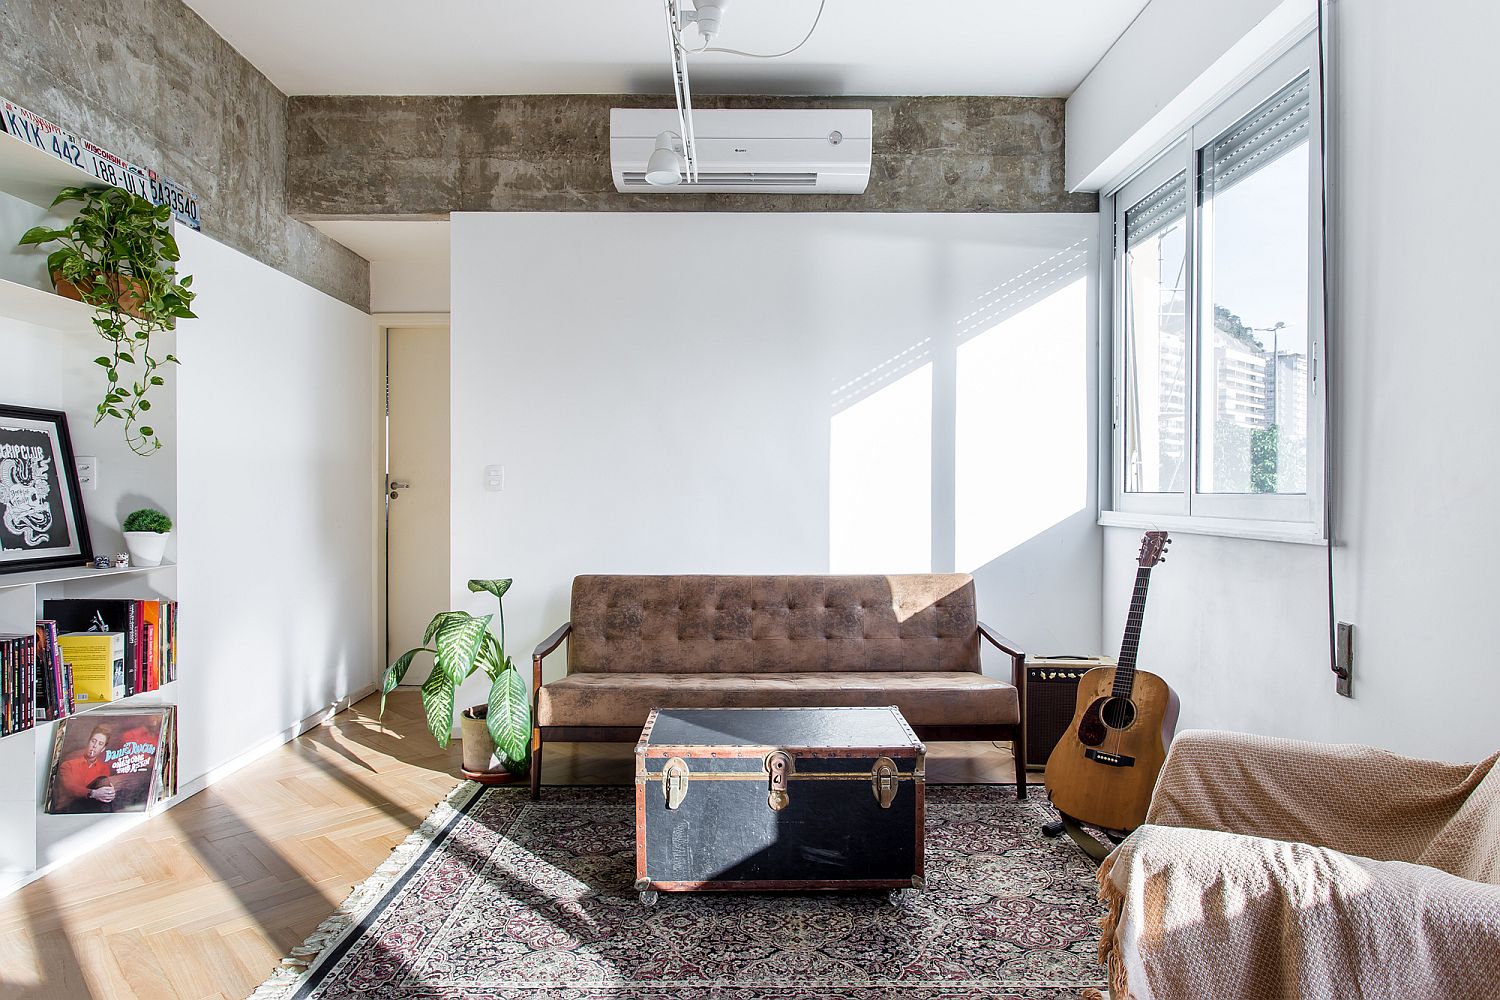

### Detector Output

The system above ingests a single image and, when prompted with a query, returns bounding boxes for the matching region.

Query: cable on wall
[1316,0,1341,681]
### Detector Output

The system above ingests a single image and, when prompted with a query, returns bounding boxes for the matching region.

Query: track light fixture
[654,0,827,185]
[645,131,686,186]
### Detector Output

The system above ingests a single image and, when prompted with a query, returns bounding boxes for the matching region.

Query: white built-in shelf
[0,682,178,746]
[0,127,104,211]
[0,561,175,591]
[0,276,94,333]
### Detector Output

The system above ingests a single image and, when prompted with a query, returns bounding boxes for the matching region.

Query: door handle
[388,479,411,500]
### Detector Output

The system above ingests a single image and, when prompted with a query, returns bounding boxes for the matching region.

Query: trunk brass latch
[662,757,689,810]
[872,756,900,808]
[765,750,792,811]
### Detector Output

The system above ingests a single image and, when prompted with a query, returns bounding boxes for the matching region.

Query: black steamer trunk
[635,706,926,893]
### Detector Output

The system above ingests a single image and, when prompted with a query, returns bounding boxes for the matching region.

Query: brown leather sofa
[530,574,1028,799]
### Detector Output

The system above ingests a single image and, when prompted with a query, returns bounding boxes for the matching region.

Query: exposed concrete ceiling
[182,0,1147,98]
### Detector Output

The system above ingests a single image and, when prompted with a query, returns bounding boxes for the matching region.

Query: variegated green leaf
[467,578,512,601]
[487,666,530,763]
[423,610,469,646]
[419,667,456,748]
[477,632,507,681]
[379,646,432,717]
[434,613,492,687]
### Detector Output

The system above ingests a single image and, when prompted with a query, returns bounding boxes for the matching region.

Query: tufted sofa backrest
[567,574,980,674]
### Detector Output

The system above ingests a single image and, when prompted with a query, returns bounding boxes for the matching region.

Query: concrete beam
[0,0,370,310]
[288,95,1098,218]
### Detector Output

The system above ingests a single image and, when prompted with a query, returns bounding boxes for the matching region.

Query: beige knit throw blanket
[1093,731,1500,1000]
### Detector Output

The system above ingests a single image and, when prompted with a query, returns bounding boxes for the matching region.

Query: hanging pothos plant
[381,578,531,771]
[19,186,196,457]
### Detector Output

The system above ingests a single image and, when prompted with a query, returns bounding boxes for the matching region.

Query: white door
[386,325,451,678]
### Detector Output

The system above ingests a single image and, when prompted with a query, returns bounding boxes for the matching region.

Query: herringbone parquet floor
[0,691,1018,1000]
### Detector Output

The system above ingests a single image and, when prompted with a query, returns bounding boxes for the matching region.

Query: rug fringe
[248,779,484,1000]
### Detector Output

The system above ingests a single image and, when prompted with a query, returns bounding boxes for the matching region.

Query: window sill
[1099,510,1327,546]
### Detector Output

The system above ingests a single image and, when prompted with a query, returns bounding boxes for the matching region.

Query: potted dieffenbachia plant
[380,579,529,781]
[19,186,195,457]
[121,508,172,567]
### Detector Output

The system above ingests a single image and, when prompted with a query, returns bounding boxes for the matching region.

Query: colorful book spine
[0,633,38,737]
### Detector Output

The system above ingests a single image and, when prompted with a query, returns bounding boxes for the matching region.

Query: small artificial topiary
[122,508,173,534]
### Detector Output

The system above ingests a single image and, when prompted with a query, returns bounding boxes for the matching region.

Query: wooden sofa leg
[1014,736,1029,800]
[530,737,543,801]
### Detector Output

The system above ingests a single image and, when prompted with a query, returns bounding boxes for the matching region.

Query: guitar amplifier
[1025,655,1114,771]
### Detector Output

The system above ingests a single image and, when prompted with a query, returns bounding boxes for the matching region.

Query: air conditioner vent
[620,171,819,189]
[611,109,872,195]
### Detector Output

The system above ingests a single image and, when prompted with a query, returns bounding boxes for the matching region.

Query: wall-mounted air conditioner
[610,108,872,195]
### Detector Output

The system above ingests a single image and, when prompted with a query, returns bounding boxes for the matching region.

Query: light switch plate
[76,456,98,490]
[484,465,504,492]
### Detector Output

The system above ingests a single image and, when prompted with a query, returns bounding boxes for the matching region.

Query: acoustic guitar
[1045,530,1180,834]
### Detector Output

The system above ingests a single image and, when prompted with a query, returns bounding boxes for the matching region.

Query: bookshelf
[0,136,181,896]
[0,567,179,893]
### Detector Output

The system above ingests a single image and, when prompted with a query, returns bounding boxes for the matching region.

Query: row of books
[0,633,38,736]
[0,599,180,740]
[35,621,76,724]
[42,599,179,702]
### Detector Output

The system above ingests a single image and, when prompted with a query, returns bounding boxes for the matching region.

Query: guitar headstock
[1137,530,1171,568]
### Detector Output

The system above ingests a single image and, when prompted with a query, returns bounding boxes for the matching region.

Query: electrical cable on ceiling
[682,0,827,58]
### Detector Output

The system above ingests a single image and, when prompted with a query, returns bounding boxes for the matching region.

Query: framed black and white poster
[0,405,93,574]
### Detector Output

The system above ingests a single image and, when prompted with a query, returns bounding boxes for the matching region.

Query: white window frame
[1104,34,1326,544]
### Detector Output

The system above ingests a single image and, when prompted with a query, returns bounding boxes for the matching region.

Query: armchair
[1094,730,1500,1000]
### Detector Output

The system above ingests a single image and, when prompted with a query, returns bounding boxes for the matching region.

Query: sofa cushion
[568,574,981,675]
[536,671,1018,729]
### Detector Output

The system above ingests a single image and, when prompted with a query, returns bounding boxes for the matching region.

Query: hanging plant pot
[459,705,529,785]
[20,186,196,457]
[50,270,150,320]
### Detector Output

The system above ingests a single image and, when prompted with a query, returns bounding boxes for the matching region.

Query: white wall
[1066,0,1313,191]
[450,212,1103,703]
[1101,2,1500,764]
[175,229,380,780]
[371,256,449,314]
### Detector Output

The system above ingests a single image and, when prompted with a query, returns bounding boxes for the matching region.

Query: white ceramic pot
[122,530,169,567]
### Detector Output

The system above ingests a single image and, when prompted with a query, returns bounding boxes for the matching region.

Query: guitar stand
[1042,812,1126,863]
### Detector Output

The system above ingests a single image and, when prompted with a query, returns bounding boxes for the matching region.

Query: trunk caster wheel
[887,889,908,905]
[639,890,659,907]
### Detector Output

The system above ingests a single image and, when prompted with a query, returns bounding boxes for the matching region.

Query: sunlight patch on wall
[956,278,1088,571]
[830,362,933,573]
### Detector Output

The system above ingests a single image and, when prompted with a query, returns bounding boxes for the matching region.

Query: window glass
[1196,74,1312,495]
[1122,172,1188,494]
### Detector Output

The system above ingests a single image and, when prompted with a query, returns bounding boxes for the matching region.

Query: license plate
[3,98,199,230]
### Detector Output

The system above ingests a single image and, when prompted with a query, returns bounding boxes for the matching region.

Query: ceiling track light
[663,0,701,185]
[653,0,825,186]
[645,131,686,187]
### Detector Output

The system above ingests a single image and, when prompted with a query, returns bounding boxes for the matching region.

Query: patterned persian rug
[253,784,1106,999]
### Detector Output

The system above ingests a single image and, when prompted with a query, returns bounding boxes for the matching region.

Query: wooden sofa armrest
[532,621,571,696]
[977,621,1025,684]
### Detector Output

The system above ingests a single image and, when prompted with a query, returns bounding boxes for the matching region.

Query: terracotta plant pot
[51,270,149,318]
[459,706,527,785]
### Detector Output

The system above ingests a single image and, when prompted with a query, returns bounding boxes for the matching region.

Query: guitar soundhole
[1101,697,1137,730]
